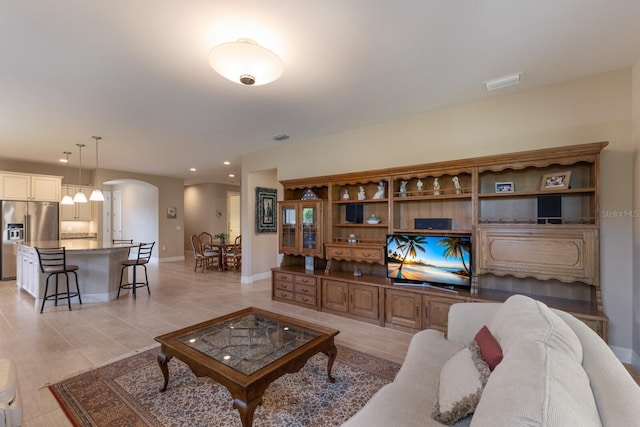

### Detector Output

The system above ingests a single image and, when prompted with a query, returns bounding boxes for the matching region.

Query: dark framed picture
[256,187,277,233]
[495,182,514,193]
[167,206,177,219]
[541,171,571,191]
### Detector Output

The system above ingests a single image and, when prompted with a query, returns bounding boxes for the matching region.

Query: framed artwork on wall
[256,187,277,233]
[167,206,177,219]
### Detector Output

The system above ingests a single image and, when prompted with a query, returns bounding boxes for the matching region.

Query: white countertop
[17,240,137,251]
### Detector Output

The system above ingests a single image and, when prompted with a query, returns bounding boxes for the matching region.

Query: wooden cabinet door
[31,175,61,201]
[349,283,379,320]
[476,226,598,285]
[423,296,458,332]
[0,173,30,199]
[75,187,92,220]
[385,289,421,329]
[322,280,348,313]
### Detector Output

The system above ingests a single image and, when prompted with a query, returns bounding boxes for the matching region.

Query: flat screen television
[386,234,472,289]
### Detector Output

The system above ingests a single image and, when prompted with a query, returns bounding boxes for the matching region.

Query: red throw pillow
[474,325,503,371]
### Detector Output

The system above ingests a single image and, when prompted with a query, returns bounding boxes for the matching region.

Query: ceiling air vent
[272,134,290,141]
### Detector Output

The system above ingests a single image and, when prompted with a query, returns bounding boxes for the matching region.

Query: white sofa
[341,295,640,426]
[0,359,21,427]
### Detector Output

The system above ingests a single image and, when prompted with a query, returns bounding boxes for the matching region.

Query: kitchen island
[16,240,138,310]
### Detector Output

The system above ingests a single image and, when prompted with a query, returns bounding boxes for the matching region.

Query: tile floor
[1,259,638,426]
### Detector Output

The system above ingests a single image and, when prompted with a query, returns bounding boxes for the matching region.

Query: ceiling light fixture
[89,136,104,201]
[61,151,74,205]
[484,72,523,91]
[209,38,283,86]
[73,143,88,203]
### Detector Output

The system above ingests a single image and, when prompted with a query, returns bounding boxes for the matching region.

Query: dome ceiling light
[209,38,283,86]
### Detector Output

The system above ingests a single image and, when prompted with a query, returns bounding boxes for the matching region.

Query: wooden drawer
[351,247,383,263]
[273,290,294,301]
[274,280,294,291]
[325,245,351,259]
[294,283,316,295]
[294,275,316,286]
[294,293,317,306]
[325,244,385,264]
[273,272,293,282]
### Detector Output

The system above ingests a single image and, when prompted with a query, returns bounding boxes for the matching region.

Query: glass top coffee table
[154,307,339,427]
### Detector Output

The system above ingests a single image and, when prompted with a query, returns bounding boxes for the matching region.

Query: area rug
[49,345,400,426]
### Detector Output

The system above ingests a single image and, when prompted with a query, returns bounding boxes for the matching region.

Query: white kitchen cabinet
[16,246,39,297]
[0,172,61,201]
[60,186,92,220]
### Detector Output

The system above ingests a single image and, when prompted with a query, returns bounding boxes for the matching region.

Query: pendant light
[89,135,104,201]
[60,151,74,205]
[73,143,88,203]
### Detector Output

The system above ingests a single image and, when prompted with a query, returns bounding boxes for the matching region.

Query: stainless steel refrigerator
[1,200,59,280]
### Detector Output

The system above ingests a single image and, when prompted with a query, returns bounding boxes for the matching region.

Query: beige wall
[183,183,241,250]
[633,59,640,370]
[243,69,636,353]
[240,167,278,283]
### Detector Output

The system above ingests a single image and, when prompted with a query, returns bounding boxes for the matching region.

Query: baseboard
[610,345,633,363]
[157,256,185,262]
[241,271,272,284]
[632,350,640,373]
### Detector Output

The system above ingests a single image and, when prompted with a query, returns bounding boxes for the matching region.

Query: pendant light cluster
[59,136,105,205]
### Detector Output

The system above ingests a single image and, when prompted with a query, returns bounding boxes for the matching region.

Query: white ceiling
[2,1,640,185]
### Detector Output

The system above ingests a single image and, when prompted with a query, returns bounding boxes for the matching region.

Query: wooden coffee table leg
[157,351,172,392]
[233,396,262,427]
[323,344,338,383]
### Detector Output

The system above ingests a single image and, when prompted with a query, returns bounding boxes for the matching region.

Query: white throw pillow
[432,341,490,425]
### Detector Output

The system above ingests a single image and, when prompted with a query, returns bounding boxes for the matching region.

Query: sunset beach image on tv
[386,235,471,287]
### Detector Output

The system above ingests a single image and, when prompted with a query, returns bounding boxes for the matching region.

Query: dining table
[204,242,232,271]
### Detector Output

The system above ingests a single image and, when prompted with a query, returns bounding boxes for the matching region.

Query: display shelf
[277,141,608,339]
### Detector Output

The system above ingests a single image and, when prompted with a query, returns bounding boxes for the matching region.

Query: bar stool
[35,247,82,313]
[117,242,154,299]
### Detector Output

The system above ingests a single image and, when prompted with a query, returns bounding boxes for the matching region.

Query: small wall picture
[167,206,177,219]
[495,182,514,193]
[541,171,571,190]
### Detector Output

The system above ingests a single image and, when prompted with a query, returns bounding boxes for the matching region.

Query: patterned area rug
[49,345,400,426]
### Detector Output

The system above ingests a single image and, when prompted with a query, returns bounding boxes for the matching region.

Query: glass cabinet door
[301,204,318,252]
[280,203,298,254]
[278,200,324,257]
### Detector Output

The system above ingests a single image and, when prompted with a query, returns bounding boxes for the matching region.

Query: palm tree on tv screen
[388,235,428,276]
[437,237,471,276]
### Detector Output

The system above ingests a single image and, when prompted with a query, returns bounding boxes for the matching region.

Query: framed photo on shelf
[540,171,571,191]
[495,182,514,193]
[255,187,277,234]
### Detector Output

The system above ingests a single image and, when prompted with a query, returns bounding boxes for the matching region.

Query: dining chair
[225,235,241,270]
[198,232,214,250]
[190,234,219,272]
[117,242,154,299]
[35,246,82,313]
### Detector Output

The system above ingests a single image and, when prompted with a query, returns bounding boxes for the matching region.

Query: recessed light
[59,158,69,163]
[223,161,230,165]
[229,174,235,178]
[190,168,197,172]
[484,72,523,91]
[272,133,289,141]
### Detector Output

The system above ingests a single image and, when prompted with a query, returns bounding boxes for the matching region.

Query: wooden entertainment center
[272,141,608,341]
